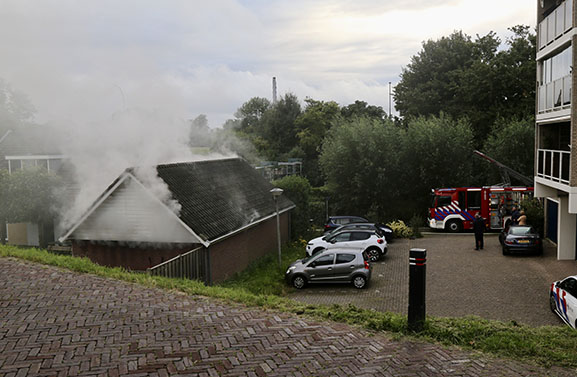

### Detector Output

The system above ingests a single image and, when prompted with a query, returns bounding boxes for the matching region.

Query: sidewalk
[1,257,575,376]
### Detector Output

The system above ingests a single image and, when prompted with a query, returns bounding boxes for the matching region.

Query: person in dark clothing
[511,206,521,225]
[473,213,485,250]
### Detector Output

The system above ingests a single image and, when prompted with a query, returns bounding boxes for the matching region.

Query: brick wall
[208,212,290,283]
[71,241,199,271]
[71,211,291,282]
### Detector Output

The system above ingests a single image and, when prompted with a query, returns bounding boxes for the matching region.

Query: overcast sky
[0,0,535,127]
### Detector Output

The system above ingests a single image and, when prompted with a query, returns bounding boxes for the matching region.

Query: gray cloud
[0,0,535,126]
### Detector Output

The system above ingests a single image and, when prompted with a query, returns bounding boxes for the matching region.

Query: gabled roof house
[60,158,295,284]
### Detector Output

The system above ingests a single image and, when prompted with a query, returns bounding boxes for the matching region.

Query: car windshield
[509,226,533,236]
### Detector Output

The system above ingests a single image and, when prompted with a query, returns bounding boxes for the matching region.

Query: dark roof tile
[154,158,294,242]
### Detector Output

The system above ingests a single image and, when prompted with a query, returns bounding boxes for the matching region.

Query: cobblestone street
[1,256,577,376]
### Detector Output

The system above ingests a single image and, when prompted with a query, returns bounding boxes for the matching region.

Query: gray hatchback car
[285,249,372,289]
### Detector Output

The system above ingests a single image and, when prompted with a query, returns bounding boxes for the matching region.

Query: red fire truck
[428,186,534,232]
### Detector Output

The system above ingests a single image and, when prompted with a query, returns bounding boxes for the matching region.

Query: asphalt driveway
[289,232,577,326]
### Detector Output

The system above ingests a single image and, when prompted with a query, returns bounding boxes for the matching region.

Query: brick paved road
[290,233,577,326]
[2,258,576,376]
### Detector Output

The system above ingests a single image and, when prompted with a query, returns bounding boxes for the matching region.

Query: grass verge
[2,243,577,369]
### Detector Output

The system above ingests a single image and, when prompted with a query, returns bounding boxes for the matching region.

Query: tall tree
[319,114,475,221]
[398,114,475,216]
[260,93,302,159]
[393,26,535,143]
[319,116,403,221]
[480,117,535,184]
[0,78,36,135]
[294,99,340,185]
[341,100,386,120]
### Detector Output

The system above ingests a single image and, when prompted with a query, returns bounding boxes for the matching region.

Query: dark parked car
[500,225,543,255]
[324,216,369,233]
[323,222,394,242]
[286,249,372,289]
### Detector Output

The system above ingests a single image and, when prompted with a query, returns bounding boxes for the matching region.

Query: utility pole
[388,82,392,117]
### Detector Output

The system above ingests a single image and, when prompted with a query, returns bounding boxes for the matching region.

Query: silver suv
[285,249,372,289]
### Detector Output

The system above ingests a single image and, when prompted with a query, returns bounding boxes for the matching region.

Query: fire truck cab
[428,186,533,232]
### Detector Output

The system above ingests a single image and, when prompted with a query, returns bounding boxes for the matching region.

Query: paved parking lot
[289,233,577,326]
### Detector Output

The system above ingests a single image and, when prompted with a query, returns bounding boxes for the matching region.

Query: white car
[550,275,577,329]
[305,229,387,262]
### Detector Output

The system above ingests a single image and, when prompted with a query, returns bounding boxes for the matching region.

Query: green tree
[234,97,271,134]
[0,78,36,135]
[260,93,302,159]
[294,99,340,185]
[394,26,535,143]
[189,114,212,148]
[0,168,63,247]
[319,116,403,221]
[272,175,313,238]
[341,100,386,120]
[399,114,475,216]
[480,117,535,184]
[319,114,475,221]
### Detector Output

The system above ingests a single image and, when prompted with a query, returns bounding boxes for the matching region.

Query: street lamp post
[270,188,284,268]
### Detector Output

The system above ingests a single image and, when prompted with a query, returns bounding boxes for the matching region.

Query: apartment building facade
[536,0,577,259]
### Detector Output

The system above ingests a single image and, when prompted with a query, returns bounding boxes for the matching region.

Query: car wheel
[366,248,380,262]
[292,275,307,289]
[502,247,509,256]
[550,294,557,313]
[446,220,462,233]
[352,275,367,289]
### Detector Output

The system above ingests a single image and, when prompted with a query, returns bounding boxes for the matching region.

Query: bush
[386,220,413,238]
[272,175,312,239]
[409,214,424,238]
[521,198,544,236]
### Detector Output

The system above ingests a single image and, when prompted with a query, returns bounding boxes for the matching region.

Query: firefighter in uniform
[473,213,486,250]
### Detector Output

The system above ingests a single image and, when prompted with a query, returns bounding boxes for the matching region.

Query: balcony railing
[538,74,572,113]
[539,0,573,50]
[537,149,571,185]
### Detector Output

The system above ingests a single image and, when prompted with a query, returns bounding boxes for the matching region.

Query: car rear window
[510,226,533,236]
[336,254,355,264]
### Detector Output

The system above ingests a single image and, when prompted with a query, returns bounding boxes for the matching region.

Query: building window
[541,45,572,85]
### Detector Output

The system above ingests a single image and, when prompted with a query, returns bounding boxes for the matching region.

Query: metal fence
[537,148,571,185]
[147,246,208,283]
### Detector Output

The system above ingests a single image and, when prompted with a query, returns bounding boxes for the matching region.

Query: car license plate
[518,240,530,244]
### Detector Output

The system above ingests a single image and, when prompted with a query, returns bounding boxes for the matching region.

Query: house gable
[70,175,200,244]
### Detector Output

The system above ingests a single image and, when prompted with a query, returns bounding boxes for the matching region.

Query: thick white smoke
[53,108,232,233]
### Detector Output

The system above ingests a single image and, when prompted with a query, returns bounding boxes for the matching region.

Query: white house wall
[558,195,577,260]
[71,178,199,244]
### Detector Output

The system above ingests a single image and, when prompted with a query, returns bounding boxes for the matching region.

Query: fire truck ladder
[473,150,533,187]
